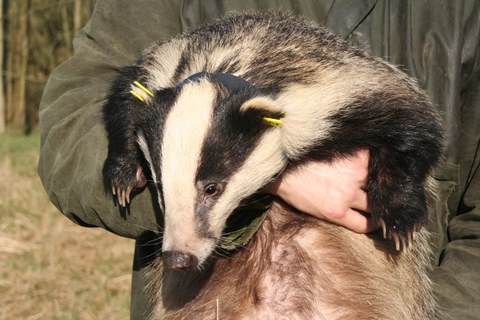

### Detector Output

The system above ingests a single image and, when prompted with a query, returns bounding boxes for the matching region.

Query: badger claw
[407,231,414,250]
[378,219,419,252]
[109,166,147,207]
[379,219,387,239]
[122,190,126,207]
[392,233,400,251]
[119,188,127,207]
[126,185,133,204]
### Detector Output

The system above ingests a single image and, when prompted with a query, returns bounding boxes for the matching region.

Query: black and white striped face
[139,74,286,268]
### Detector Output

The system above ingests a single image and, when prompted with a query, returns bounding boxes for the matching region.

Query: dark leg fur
[102,65,176,207]
[102,66,153,206]
[368,148,427,249]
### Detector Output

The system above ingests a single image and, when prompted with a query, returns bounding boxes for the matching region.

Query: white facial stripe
[209,129,285,233]
[143,40,187,89]
[137,131,164,213]
[160,81,217,252]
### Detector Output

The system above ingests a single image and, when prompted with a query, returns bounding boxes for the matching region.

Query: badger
[102,12,443,319]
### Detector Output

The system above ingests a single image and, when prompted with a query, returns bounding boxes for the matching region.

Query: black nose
[162,251,199,270]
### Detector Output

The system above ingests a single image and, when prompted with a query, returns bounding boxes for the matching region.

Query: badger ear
[240,96,278,113]
[240,96,285,127]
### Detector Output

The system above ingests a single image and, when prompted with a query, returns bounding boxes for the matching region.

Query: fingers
[262,152,376,234]
[350,189,370,215]
[328,208,377,234]
[323,188,374,233]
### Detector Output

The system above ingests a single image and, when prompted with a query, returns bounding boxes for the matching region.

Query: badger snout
[162,251,199,270]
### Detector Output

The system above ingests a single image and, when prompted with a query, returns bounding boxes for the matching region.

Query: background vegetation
[1,0,96,133]
[1,1,135,319]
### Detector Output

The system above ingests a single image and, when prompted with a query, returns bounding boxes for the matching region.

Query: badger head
[138,73,287,269]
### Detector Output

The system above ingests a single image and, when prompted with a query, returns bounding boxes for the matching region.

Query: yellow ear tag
[130,81,154,103]
[262,117,283,127]
[133,81,154,97]
[262,111,285,127]
[130,90,145,102]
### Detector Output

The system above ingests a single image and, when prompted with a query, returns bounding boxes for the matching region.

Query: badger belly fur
[102,12,442,319]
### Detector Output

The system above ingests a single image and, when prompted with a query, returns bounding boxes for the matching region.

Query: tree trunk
[6,0,29,127]
[0,0,5,134]
[73,0,82,34]
[61,2,72,52]
[5,1,16,126]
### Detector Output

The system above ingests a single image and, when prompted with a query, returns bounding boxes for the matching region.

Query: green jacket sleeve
[38,0,182,239]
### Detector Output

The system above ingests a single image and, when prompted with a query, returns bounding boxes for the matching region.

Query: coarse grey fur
[102,12,443,319]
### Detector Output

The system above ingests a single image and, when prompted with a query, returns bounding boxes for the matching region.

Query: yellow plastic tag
[130,90,145,102]
[133,81,154,97]
[262,117,283,127]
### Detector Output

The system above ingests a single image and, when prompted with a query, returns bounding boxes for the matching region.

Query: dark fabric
[38,0,480,319]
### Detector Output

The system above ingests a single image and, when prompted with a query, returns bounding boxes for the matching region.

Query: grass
[0,128,134,320]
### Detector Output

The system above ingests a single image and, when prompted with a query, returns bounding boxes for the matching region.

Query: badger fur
[102,12,442,319]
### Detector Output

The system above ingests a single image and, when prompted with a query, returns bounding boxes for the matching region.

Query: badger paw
[103,156,147,207]
[372,190,426,252]
[112,167,146,207]
[367,160,428,252]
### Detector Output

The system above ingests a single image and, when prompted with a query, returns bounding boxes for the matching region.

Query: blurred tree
[0,0,4,134]
[6,0,29,128]
[1,0,95,134]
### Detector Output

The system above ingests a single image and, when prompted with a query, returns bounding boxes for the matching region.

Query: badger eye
[204,184,218,196]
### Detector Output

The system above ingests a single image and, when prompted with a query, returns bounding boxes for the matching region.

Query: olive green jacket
[38,0,480,319]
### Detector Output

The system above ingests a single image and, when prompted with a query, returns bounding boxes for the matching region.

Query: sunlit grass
[0,129,134,320]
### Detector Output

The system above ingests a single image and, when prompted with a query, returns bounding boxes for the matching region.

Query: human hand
[265,150,376,233]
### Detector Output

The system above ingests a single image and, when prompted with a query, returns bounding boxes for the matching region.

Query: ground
[0,129,134,320]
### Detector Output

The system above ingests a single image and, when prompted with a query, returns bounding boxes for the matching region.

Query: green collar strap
[218,194,273,251]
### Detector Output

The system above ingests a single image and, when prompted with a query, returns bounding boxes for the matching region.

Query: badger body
[102,13,442,319]
[148,202,435,319]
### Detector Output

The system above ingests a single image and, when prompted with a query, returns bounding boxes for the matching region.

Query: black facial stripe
[209,73,257,94]
[177,72,258,96]
[217,57,242,75]
[194,194,217,240]
[195,87,270,184]
[138,88,178,213]
[172,49,190,83]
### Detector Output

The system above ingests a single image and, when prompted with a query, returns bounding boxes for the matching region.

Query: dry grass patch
[0,130,134,320]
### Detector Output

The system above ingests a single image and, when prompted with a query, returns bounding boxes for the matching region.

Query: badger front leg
[288,91,444,250]
[102,67,151,207]
[333,94,443,249]
[103,150,147,207]
[367,148,429,250]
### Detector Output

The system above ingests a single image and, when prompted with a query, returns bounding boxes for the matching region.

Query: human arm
[38,0,182,238]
